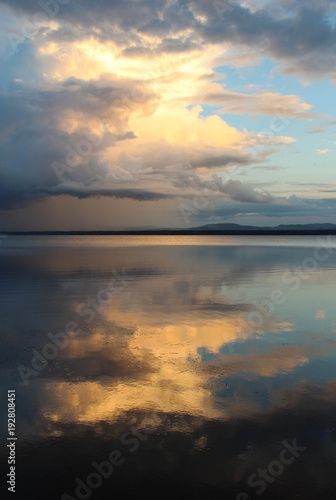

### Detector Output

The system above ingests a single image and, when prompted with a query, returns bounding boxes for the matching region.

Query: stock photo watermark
[7,0,71,51]
[213,0,289,24]
[177,106,290,226]
[178,172,233,225]
[61,412,168,500]
[52,118,114,183]
[237,438,306,499]
[17,268,134,385]
[52,88,148,184]
[7,390,16,494]
[226,235,335,353]
[213,0,234,20]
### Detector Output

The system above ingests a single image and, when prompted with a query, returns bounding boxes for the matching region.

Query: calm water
[1,235,336,499]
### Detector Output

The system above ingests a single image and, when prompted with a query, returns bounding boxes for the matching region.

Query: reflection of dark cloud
[1,242,336,497]
[191,299,251,314]
[41,324,159,382]
[5,383,336,499]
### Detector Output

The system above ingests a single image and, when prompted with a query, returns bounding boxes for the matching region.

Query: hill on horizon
[1,222,336,235]
[194,222,336,232]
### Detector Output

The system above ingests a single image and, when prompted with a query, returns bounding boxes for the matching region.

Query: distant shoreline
[1,230,336,236]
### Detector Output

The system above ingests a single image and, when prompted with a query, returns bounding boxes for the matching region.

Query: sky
[0,0,336,230]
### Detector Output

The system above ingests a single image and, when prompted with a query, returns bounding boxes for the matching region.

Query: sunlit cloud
[0,0,336,227]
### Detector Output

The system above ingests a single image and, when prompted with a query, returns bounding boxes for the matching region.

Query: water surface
[1,235,336,499]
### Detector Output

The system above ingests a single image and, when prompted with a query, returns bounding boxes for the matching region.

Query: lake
[1,235,336,499]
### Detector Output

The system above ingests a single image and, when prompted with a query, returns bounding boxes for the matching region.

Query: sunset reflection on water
[1,236,336,499]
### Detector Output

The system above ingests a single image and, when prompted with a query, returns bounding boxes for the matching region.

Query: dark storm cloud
[194,0,336,79]
[157,37,201,54]
[190,152,252,169]
[137,18,171,36]
[0,70,158,209]
[40,75,156,118]
[1,0,173,47]
[43,185,175,201]
[122,37,201,57]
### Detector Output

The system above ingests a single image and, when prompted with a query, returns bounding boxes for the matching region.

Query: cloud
[211,179,274,203]
[306,125,328,134]
[0,68,163,209]
[0,0,335,225]
[196,195,336,224]
[315,149,329,154]
[1,44,282,211]
[2,0,336,81]
[189,151,251,169]
[198,88,321,119]
[43,184,175,202]
[194,0,336,81]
